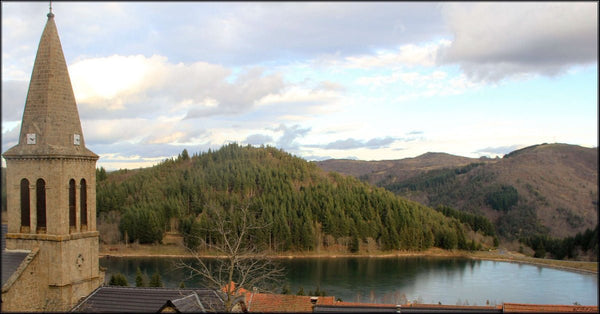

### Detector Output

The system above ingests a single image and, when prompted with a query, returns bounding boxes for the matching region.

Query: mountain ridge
[317,143,598,239]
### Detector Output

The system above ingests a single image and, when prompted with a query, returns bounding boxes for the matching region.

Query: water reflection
[100,256,597,306]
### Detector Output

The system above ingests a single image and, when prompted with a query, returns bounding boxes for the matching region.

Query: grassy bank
[99,243,597,274]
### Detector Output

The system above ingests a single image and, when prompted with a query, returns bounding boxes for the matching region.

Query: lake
[100,256,598,306]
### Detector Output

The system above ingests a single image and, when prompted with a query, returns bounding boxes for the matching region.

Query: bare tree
[176,204,285,312]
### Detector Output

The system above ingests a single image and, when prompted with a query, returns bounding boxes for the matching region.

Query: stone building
[1,9,104,311]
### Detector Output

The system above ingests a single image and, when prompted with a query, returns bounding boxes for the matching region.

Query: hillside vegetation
[317,143,598,259]
[96,144,491,253]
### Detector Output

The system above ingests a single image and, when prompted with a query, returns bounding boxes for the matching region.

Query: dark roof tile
[170,293,206,312]
[72,286,224,312]
[2,224,7,250]
[1,251,30,287]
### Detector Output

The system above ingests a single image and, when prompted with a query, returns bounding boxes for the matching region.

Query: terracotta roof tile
[503,302,599,313]
[245,293,335,312]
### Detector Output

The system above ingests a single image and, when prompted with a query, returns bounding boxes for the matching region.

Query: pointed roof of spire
[3,10,97,159]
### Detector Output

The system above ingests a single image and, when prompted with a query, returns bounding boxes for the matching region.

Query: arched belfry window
[36,178,46,232]
[69,179,76,230]
[80,178,87,229]
[20,179,30,230]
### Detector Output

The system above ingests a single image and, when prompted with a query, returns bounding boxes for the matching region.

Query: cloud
[474,145,522,156]
[301,155,332,161]
[356,70,449,87]
[1,80,29,121]
[67,55,286,120]
[178,2,447,65]
[1,125,20,153]
[356,69,480,102]
[272,124,311,150]
[342,40,451,69]
[439,2,598,82]
[316,136,399,150]
[322,138,364,150]
[244,134,274,146]
[2,2,447,68]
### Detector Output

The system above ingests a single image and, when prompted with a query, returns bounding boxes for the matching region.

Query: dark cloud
[2,2,448,68]
[152,2,448,66]
[438,3,597,82]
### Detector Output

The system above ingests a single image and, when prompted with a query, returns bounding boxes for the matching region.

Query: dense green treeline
[382,163,485,193]
[378,162,551,240]
[434,205,496,237]
[97,144,483,252]
[485,185,519,212]
[521,225,598,260]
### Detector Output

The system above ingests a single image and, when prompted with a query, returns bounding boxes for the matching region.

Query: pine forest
[96,144,493,253]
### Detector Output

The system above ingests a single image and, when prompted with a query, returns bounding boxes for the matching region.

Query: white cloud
[355,69,480,101]
[66,54,287,120]
[257,86,342,110]
[339,40,451,69]
[70,54,157,108]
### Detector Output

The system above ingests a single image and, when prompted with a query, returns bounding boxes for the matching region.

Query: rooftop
[71,286,225,312]
[1,224,34,290]
[245,292,336,312]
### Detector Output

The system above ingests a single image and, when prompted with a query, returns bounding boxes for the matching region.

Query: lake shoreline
[99,245,598,274]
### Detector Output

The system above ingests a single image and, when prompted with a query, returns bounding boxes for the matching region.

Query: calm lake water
[100,256,598,306]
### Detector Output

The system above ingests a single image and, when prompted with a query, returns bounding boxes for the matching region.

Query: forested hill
[318,143,598,241]
[96,144,492,252]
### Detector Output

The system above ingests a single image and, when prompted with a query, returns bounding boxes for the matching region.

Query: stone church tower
[2,9,103,311]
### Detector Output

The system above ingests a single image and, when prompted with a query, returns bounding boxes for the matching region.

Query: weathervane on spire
[48,1,54,18]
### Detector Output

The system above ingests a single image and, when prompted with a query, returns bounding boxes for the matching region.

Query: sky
[2,2,598,170]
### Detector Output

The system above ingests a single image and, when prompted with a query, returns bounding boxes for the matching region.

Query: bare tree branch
[175,203,285,312]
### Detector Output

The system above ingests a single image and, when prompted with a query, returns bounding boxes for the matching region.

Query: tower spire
[48,1,54,18]
[3,8,97,159]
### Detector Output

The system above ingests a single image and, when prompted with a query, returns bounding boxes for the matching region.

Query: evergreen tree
[350,232,360,253]
[135,267,145,287]
[149,271,163,287]
[297,287,305,296]
[96,167,107,182]
[97,143,481,252]
[109,273,128,286]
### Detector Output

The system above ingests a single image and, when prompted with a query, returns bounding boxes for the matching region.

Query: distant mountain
[95,144,490,252]
[317,144,598,240]
[318,152,487,184]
